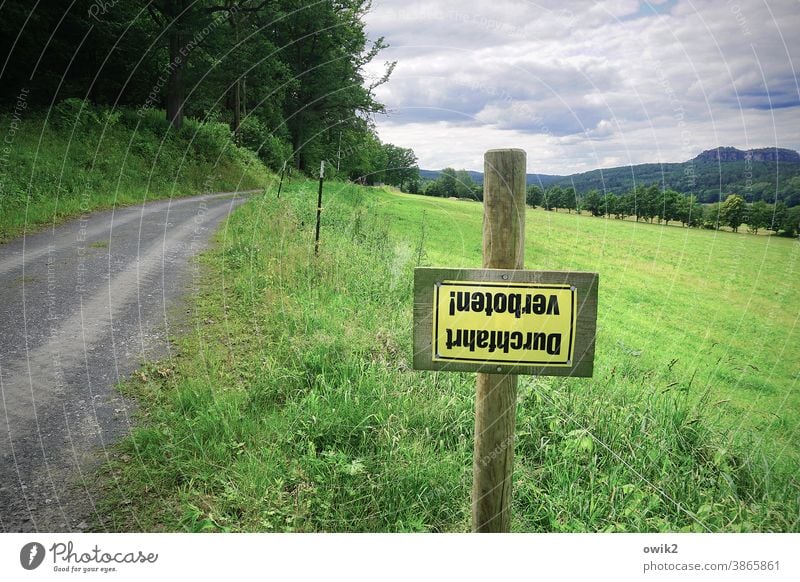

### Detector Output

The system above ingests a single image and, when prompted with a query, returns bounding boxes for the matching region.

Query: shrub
[191,121,234,162]
[237,116,293,171]
[51,98,100,130]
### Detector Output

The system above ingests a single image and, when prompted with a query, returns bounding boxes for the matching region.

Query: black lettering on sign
[446,328,460,349]
[508,294,521,317]
[477,330,489,349]
[472,293,485,314]
[445,329,563,355]
[548,295,560,315]
[448,291,561,318]
[547,333,561,355]
[510,331,523,350]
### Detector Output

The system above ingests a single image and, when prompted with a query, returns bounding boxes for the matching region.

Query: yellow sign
[432,281,577,366]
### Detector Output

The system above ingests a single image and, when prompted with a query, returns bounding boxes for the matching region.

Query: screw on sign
[412,149,599,532]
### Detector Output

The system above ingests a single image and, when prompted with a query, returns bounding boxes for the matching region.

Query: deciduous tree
[720,194,747,232]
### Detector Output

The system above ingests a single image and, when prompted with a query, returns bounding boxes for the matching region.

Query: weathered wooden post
[411,149,598,534]
[277,161,286,199]
[472,149,527,532]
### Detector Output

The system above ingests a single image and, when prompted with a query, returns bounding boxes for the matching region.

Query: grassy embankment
[98,180,800,532]
[0,100,270,242]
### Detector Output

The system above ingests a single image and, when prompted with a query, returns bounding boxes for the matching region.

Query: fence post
[277,161,286,199]
[472,148,526,532]
[314,160,325,256]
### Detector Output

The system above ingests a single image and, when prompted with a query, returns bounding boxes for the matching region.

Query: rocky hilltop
[693,147,800,163]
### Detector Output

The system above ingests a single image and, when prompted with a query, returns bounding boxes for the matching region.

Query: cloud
[365,0,800,174]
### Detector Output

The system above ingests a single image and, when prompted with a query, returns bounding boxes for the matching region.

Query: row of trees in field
[420,170,799,237]
[341,141,420,189]
[423,168,480,199]
[526,184,800,237]
[1,0,416,182]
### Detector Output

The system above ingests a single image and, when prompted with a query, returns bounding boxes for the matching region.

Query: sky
[362,0,800,175]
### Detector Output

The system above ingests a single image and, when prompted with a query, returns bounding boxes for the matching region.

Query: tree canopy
[0,0,418,184]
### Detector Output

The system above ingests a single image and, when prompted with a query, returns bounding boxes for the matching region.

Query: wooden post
[472,148,526,532]
[277,161,286,199]
[314,160,325,256]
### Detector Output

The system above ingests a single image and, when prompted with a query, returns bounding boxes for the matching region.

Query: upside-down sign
[434,281,576,366]
[413,268,598,376]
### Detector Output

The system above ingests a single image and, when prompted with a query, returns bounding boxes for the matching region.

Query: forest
[0,0,417,185]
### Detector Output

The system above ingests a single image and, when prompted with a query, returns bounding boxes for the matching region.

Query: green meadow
[382,191,800,456]
[98,180,800,532]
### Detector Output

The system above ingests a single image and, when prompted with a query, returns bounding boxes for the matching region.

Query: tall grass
[97,181,799,532]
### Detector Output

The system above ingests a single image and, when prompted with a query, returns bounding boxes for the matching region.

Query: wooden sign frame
[413,267,598,377]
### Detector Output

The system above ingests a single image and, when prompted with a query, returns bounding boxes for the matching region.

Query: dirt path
[0,191,251,531]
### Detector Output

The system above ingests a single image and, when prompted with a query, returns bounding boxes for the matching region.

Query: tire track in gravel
[0,191,252,531]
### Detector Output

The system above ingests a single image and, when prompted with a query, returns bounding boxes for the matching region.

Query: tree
[547,186,564,211]
[0,1,164,109]
[784,206,800,237]
[774,204,800,237]
[720,194,747,232]
[630,186,645,222]
[526,185,544,208]
[703,202,722,230]
[616,192,633,220]
[770,201,788,234]
[425,181,444,197]
[382,144,419,190]
[584,190,602,216]
[637,184,660,223]
[345,129,386,184]
[454,170,477,199]
[660,189,681,225]
[438,168,458,198]
[276,0,394,171]
[0,0,400,178]
[602,193,617,218]
[563,186,578,213]
[678,195,703,227]
[145,0,212,129]
[747,200,770,234]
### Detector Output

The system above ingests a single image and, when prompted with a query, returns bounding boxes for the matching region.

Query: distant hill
[419,169,484,183]
[420,147,800,206]
[693,146,800,163]
[418,169,563,188]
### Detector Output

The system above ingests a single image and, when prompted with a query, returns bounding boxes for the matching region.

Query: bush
[51,98,100,130]
[777,206,800,237]
[237,115,293,171]
[190,121,234,162]
[133,108,172,136]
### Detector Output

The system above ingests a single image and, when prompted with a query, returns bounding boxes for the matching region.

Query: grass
[387,194,800,459]
[96,180,800,532]
[0,103,271,242]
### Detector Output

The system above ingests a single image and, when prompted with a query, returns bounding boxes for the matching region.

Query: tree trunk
[242,76,247,116]
[166,14,184,128]
[230,10,241,138]
[232,81,240,137]
[293,114,304,171]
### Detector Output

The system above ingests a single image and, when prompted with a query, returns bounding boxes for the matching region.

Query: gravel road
[0,191,251,532]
